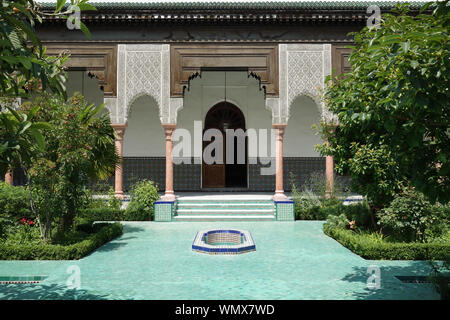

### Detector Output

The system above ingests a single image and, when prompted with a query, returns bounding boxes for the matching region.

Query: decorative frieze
[278,44,332,124]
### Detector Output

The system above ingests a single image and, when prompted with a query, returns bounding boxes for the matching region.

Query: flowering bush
[377,188,436,242]
[6,217,40,244]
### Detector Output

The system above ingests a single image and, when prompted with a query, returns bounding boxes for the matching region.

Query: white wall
[284,95,322,157]
[66,70,322,157]
[179,71,271,158]
[66,71,104,108]
[123,95,165,157]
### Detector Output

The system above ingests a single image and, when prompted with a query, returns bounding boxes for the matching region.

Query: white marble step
[177,202,273,208]
[177,208,274,214]
[173,215,276,221]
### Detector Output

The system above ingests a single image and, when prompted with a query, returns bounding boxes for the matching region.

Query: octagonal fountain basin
[192,229,256,255]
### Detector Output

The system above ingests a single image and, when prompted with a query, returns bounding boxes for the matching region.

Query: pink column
[325,127,336,198]
[325,154,335,199]
[161,124,177,201]
[112,124,127,199]
[4,169,13,185]
[273,124,288,201]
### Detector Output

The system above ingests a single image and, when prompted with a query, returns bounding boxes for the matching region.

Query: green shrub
[292,189,322,220]
[425,203,450,243]
[326,214,349,229]
[75,222,112,234]
[0,223,123,260]
[317,199,343,220]
[341,200,372,229]
[78,207,124,222]
[125,180,159,221]
[0,182,31,218]
[323,224,450,260]
[5,221,41,244]
[0,182,32,238]
[377,188,435,242]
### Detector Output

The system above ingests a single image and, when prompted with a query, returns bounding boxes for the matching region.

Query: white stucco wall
[66,71,104,107]
[66,70,322,158]
[284,95,322,157]
[179,71,271,158]
[123,95,165,157]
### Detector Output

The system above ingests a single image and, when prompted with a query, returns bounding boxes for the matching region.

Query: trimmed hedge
[79,207,153,222]
[0,223,123,260]
[323,224,450,260]
[79,208,125,222]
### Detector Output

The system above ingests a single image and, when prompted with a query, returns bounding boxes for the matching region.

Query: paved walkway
[0,221,439,300]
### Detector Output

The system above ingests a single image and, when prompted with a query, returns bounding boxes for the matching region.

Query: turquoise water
[0,221,439,300]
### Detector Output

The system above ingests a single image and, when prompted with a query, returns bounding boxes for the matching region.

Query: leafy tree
[317,1,449,207]
[22,93,119,238]
[0,98,50,176]
[1,0,97,178]
[0,0,96,98]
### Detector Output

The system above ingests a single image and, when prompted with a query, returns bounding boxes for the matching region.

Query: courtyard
[0,221,439,300]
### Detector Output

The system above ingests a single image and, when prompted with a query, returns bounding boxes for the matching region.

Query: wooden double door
[202,102,247,188]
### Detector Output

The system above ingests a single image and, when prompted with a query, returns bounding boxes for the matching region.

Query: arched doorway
[202,102,247,188]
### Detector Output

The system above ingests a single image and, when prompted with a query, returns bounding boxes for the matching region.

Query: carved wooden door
[202,102,246,188]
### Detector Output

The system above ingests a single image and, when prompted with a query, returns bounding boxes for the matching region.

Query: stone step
[176,203,273,209]
[176,208,274,214]
[174,197,275,220]
[173,215,276,221]
[177,200,274,204]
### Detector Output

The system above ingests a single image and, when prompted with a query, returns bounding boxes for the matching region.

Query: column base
[273,191,288,201]
[5,171,13,186]
[114,191,124,199]
[161,193,176,201]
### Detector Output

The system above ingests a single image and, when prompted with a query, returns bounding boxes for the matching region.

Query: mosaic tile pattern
[84,156,325,192]
[192,229,256,255]
[123,157,165,192]
[154,201,173,222]
[283,157,325,191]
[275,201,295,221]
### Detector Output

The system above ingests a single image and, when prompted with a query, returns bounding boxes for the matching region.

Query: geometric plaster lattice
[276,44,332,124]
[110,44,182,124]
[108,43,333,125]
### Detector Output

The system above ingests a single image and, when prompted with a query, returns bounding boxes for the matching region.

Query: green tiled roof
[38,1,428,11]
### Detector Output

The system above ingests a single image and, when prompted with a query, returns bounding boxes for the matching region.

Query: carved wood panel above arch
[44,43,117,97]
[170,44,278,98]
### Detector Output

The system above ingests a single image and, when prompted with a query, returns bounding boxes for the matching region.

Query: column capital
[162,123,177,131]
[272,123,287,136]
[272,123,287,129]
[162,123,177,140]
[112,124,127,141]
